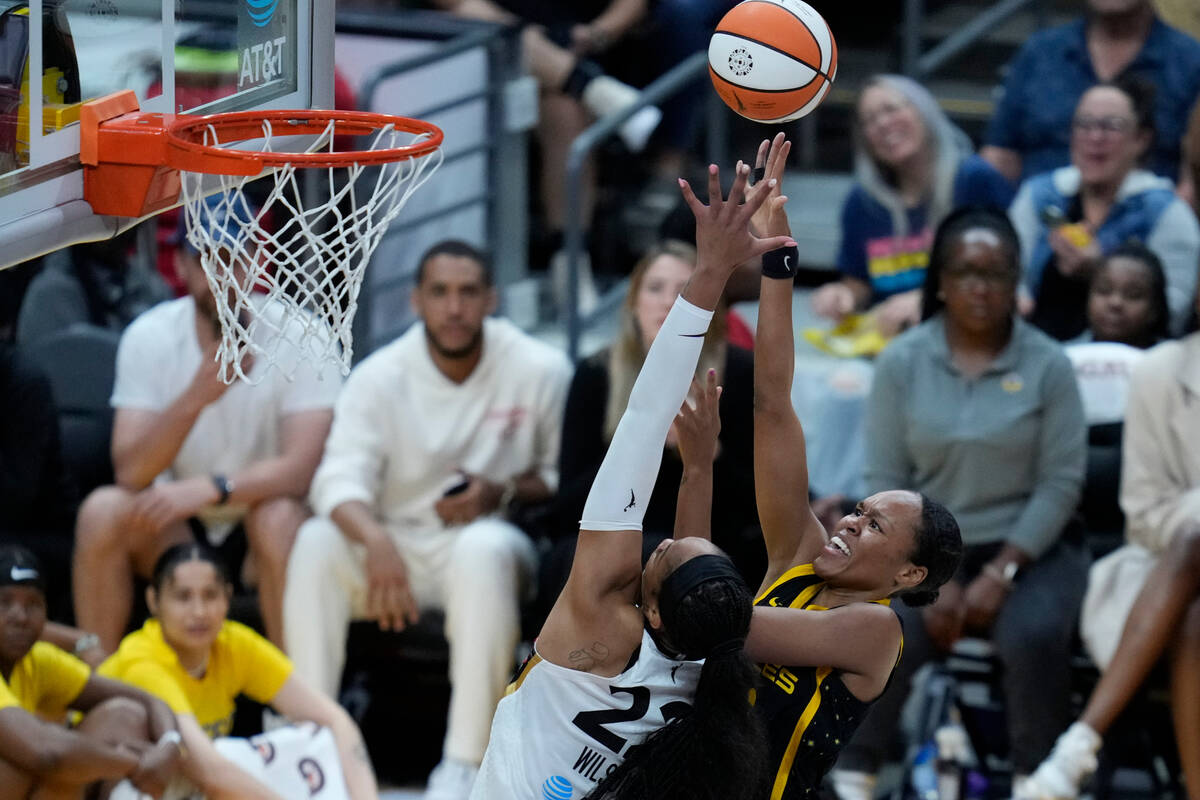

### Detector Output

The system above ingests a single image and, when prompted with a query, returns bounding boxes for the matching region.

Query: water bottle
[911,742,940,800]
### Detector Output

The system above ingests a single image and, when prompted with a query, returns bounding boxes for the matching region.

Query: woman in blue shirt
[812,75,1013,338]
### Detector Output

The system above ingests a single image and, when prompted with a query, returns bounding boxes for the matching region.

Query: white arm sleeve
[579,296,714,532]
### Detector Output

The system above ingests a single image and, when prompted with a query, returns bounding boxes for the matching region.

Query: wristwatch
[985,560,1021,588]
[211,474,234,505]
[73,633,100,657]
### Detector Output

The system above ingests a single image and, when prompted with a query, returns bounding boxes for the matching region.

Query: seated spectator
[812,76,1013,338]
[1010,78,1200,341]
[835,208,1088,797]
[0,546,185,799]
[1066,245,1169,551]
[71,209,340,651]
[100,543,379,800]
[283,240,571,800]
[15,232,168,347]
[0,340,76,620]
[982,0,1200,184]
[546,240,760,607]
[1018,299,1200,800]
[433,0,659,282]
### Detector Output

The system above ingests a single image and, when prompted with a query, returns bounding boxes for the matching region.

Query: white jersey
[471,630,702,800]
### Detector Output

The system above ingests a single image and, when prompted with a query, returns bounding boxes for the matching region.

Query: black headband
[0,557,44,593]
[658,553,744,622]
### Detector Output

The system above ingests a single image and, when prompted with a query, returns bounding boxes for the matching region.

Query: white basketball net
[180,119,442,384]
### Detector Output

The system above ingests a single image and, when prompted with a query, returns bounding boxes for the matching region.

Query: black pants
[839,539,1089,774]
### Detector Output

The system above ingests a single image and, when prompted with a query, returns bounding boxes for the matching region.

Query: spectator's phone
[443,479,470,497]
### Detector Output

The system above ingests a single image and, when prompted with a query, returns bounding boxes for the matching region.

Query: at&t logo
[542,775,572,800]
[246,0,281,27]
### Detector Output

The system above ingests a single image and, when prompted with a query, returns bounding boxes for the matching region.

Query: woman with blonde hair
[812,74,1014,337]
[541,239,760,618]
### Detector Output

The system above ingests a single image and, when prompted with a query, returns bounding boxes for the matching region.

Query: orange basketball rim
[80,90,444,219]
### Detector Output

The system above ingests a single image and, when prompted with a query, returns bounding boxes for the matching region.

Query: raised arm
[537,159,794,673]
[671,370,723,542]
[748,135,828,580]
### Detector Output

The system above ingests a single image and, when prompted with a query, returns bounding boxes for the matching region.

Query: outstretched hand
[748,133,793,239]
[678,161,795,277]
[673,369,723,468]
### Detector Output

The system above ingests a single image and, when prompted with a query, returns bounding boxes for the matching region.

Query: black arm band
[762,245,799,279]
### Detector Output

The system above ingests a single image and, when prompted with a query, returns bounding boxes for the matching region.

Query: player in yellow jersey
[99,543,379,800]
[0,546,184,800]
[739,134,965,800]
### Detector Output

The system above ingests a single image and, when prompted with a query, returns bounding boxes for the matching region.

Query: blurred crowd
[2,0,1200,798]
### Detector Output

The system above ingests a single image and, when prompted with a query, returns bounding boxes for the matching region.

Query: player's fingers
[677,178,705,216]
[751,233,798,259]
[727,162,753,217]
[742,177,778,217]
[766,134,790,180]
[707,163,724,211]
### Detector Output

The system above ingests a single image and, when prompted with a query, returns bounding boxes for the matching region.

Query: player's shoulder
[486,317,571,377]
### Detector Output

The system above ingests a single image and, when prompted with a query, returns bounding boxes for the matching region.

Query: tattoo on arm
[568,641,611,671]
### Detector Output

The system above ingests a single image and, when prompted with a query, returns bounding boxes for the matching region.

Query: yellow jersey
[99,619,292,738]
[753,564,901,800]
[0,642,90,717]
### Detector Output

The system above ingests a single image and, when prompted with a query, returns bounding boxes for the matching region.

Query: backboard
[0,0,333,270]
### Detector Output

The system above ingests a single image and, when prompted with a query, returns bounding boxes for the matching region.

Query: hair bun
[901,588,940,608]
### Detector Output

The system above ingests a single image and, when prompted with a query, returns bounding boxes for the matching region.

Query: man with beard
[284,240,571,800]
[72,205,342,653]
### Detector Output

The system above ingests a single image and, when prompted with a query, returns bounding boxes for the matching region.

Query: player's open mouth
[829,535,851,557]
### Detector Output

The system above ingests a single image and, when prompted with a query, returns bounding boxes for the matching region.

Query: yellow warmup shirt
[99,619,292,738]
[0,642,90,716]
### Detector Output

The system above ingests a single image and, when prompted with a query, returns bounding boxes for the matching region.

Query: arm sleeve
[1005,352,1087,558]
[863,348,915,495]
[1145,198,1200,336]
[580,297,713,531]
[232,626,294,705]
[984,42,1034,149]
[33,644,92,715]
[1120,351,1200,553]
[532,352,572,492]
[308,366,385,517]
[836,189,870,281]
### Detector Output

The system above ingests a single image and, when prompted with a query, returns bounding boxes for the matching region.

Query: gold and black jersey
[753,564,901,800]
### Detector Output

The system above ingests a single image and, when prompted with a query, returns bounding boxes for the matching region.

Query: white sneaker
[580,75,663,152]
[830,769,876,800]
[424,758,478,800]
[1015,722,1102,800]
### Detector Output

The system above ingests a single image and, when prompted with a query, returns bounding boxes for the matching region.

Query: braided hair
[585,572,768,799]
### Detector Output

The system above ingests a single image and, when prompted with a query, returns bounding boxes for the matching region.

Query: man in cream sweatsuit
[283,240,571,800]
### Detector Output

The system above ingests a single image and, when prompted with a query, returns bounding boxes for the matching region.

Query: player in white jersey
[472,149,798,800]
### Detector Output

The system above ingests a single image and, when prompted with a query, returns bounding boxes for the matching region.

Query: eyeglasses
[1071,116,1136,136]
[944,267,1016,288]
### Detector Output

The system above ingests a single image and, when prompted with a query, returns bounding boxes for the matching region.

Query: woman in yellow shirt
[100,543,379,800]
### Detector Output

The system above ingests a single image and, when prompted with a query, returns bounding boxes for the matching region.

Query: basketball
[708,0,838,123]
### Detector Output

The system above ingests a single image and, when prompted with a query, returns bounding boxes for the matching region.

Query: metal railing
[901,0,1047,79]
[339,12,528,357]
[562,50,728,361]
